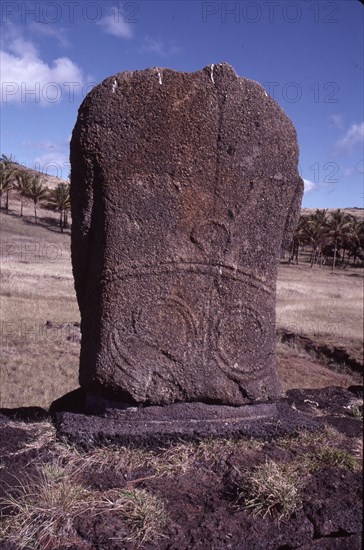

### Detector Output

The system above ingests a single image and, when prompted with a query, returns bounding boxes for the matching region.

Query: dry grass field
[1,204,363,409]
[1,204,80,408]
[277,263,363,342]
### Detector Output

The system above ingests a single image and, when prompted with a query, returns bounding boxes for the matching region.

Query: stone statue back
[70,63,303,406]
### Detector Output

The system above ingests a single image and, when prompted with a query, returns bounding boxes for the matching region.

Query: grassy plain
[1,205,79,408]
[1,204,363,408]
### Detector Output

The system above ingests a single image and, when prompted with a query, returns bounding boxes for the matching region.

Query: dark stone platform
[52,394,322,449]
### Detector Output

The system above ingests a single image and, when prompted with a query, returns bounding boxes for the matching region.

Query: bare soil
[0,386,362,550]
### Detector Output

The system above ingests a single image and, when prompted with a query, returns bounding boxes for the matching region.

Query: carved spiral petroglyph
[214,305,268,377]
[109,294,198,371]
[107,265,271,386]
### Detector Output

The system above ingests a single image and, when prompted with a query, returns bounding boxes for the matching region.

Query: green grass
[236,460,304,522]
[303,446,359,472]
[0,465,90,549]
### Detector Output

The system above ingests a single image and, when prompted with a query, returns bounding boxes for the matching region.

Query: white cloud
[334,122,364,155]
[141,36,181,57]
[1,24,84,105]
[97,13,133,39]
[34,149,70,179]
[303,179,318,193]
[329,114,344,130]
[29,22,70,48]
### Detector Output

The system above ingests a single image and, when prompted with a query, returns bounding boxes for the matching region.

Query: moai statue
[70,63,303,406]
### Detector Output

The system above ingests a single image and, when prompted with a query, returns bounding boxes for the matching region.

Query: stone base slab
[51,390,321,449]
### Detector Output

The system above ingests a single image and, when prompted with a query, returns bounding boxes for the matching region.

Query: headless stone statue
[70,63,303,406]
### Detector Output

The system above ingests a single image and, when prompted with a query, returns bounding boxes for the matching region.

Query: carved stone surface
[70,63,303,405]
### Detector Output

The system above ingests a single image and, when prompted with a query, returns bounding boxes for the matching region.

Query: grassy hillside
[1,209,79,407]
[7,161,68,191]
[5,160,364,217]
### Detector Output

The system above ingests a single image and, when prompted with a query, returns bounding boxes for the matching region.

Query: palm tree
[0,154,17,212]
[0,163,12,210]
[289,215,308,264]
[326,209,353,270]
[344,217,364,267]
[14,170,31,217]
[306,209,329,267]
[26,175,47,224]
[47,182,71,232]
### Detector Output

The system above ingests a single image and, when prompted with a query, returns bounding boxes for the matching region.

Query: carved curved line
[109,329,140,380]
[164,296,199,335]
[214,352,266,378]
[109,296,198,371]
[190,221,231,253]
[133,296,198,350]
[109,261,273,294]
[213,306,267,377]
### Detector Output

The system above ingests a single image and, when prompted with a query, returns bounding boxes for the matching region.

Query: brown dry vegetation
[0,204,363,409]
[1,206,79,408]
[276,262,363,390]
[0,411,362,549]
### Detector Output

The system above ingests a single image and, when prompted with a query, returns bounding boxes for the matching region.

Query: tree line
[289,208,364,270]
[0,155,70,232]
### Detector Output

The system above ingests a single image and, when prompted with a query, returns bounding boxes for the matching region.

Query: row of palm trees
[289,209,364,269]
[0,155,71,232]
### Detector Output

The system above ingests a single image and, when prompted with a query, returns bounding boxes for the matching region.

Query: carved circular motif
[214,305,267,375]
[132,296,197,362]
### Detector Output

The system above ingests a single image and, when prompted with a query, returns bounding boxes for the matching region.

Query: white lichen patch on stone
[210,64,215,84]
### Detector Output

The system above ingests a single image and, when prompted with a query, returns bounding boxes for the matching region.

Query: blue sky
[1,0,363,208]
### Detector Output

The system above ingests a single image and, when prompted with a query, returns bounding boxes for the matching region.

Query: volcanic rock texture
[70,63,304,405]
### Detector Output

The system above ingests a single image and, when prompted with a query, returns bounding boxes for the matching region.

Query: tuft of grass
[152,437,263,476]
[70,444,150,479]
[236,460,303,522]
[352,438,363,462]
[196,437,263,461]
[0,464,91,549]
[275,426,347,451]
[304,446,359,471]
[102,489,169,546]
[153,443,195,476]
[346,398,363,418]
[67,442,194,481]
[349,405,363,418]
[0,460,170,549]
